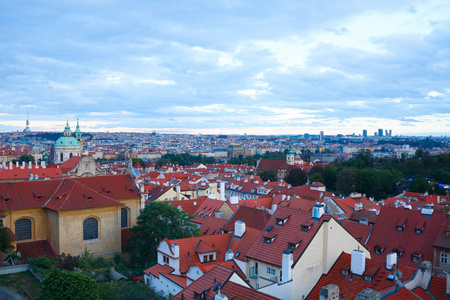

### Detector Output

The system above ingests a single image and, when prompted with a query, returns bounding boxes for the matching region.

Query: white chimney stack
[21,161,25,169]
[446,269,450,295]
[230,196,239,205]
[312,203,325,219]
[220,182,225,201]
[9,161,13,169]
[225,250,234,261]
[386,252,397,270]
[16,161,19,168]
[282,249,293,282]
[171,242,180,258]
[176,185,181,194]
[351,250,366,276]
[234,221,246,237]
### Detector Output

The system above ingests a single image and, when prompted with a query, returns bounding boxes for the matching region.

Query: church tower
[23,111,31,133]
[53,120,82,163]
[74,119,82,145]
[286,144,295,166]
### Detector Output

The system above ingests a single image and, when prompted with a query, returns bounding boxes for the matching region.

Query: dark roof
[17,239,57,262]
[367,206,448,268]
[221,206,271,232]
[306,252,416,300]
[349,210,378,224]
[257,159,287,172]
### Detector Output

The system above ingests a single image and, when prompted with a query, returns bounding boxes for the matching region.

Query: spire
[74,118,82,142]
[64,118,72,136]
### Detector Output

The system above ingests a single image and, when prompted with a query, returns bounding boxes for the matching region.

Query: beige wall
[2,208,49,243]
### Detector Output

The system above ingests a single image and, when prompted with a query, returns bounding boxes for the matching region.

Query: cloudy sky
[0,0,449,135]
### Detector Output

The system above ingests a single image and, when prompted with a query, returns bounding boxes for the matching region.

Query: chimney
[220,182,225,201]
[176,185,181,194]
[171,242,180,258]
[230,196,239,205]
[319,284,339,300]
[9,161,12,169]
[282,195,286,201]
[312,203,325,220]
[351,249,366,276]
[41,161,46,168]
[35,161,39,169]
[21,161,25,169]
[28,161,32,169]
[224,250,234,261]
[16,161,19,168]
[281,249,293,282]
[234,221,246,237]
[386,252,397,270]
[286,196,290,202]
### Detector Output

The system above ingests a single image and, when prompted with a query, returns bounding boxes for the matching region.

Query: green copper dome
[55,136,81,146]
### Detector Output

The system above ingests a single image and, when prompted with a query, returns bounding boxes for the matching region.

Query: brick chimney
[319,284,339,300]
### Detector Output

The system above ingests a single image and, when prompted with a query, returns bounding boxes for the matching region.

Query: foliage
[322,164,337,190]
[335,168,357,196]
[157,153,216,168]
[259,170,277,182]
[0,226,13,253]
[285,168,307,187]
[126,201,199,268]
[131,158,146,169]
[309,172,323,184]
[409,175,429,193]
[78,248,111,272]
[28,256,55,273]
[40,268,99,300]
[98,281,168,300]
[15,154,35,164]
[57,253,80,271]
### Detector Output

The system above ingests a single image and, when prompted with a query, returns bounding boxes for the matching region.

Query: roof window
[1,192,10,202]
[276,217,289,227]
[392,248,404,257]
[411,252,423,263]
[266,225,273,232]
[414,220,426,235]
[396,217,407,231]
[301,223,313,232]
[263,235,276,245]
[374,244,385,255]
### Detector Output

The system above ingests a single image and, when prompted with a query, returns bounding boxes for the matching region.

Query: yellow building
[0,174,141,259]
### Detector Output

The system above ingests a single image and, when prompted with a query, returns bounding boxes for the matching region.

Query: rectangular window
[266,267,276,276]
[209,254,214,261]
[163,255,170,264]
[441,253,448,265]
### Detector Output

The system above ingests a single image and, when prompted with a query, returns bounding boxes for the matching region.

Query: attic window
[264,235,276,245]
[392,248,404,257]
[83,194,93,201]
[1,193,10,202]
[235,252,240,257]
[102,187,111,194]
[411,252,422,263]
[341,268,349,275]
[56,194,65,200]
[288,241,301,250]
[374,245,385,255]
[447,231,450,237]
[396,218,407,231]
[266,225,273,232]
[301,224,312,232]
[364,275,373,282]
[276,216,289,227]
[414,220,426,235]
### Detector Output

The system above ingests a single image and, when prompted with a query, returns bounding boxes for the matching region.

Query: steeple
[23,111,31,133]
[74,118,82,144]
[63,118,72,137]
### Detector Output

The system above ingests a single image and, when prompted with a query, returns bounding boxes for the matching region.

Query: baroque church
[53,120,83,163]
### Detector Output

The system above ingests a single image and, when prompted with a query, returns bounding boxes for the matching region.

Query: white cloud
[427,91,444,97]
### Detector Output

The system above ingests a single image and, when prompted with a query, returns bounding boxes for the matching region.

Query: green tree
[98,282,167,300]
[409,175,429,193]
[0,226,13,253]
[285,168,307,187]
[40,268,99,300]
[126,201,199,268]
[131,158,146,169]
[309,172,323,184]
[323,164,337,190]
[336,168,357,196]
[259,170,277,182]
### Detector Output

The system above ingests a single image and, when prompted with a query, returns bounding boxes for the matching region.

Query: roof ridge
[43,178,64,208]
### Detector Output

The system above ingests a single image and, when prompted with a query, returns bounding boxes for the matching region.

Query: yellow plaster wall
[57,206,121,258]
[120,198,141,227]
[1,208,48,242]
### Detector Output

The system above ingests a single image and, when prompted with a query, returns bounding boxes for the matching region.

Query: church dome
[55,136,81,147]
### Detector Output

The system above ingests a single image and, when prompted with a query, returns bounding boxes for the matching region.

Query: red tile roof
[246,207,331,267]
[17,239,57,262]
[221,206,271,232]
[306,252,416,300]
[367,206,448,268]
[172,264,280,300]
[193,216,227,235]
[59,156,83,173]
[339,219,372,243]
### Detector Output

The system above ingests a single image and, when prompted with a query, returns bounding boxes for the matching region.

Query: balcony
[249,267,258,279]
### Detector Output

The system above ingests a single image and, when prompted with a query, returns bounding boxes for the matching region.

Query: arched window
[70,153,73,158]
[121,208,128,228]
[83,218,98,240]
[60,153,63,162]
[15,218,32,240]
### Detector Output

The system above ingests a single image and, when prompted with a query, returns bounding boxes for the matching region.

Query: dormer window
[301,224,312,232]
[341,268,349,275]
[396,217,407,231]
[414,220,426,235]
[364,275,373,282]
[1,192,10,202]
[288,241,301,250]
[374,245,385,255]
[276,217,288,226]
[392,248,404,257]
[264,235,276,244]
[411,252,422,263]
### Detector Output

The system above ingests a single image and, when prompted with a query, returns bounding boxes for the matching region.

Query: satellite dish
[394,270,403,279]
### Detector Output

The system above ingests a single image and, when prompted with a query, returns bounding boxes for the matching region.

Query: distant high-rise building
[320,131,324,142]
[363,130,367,138]
[389,130,392,137]
[23,112,31,133]
[378,128,383,137]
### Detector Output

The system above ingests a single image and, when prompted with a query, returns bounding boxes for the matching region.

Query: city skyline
[1,1,449,136]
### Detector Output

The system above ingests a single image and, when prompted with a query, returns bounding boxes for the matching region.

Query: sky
[0,0,449,136]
